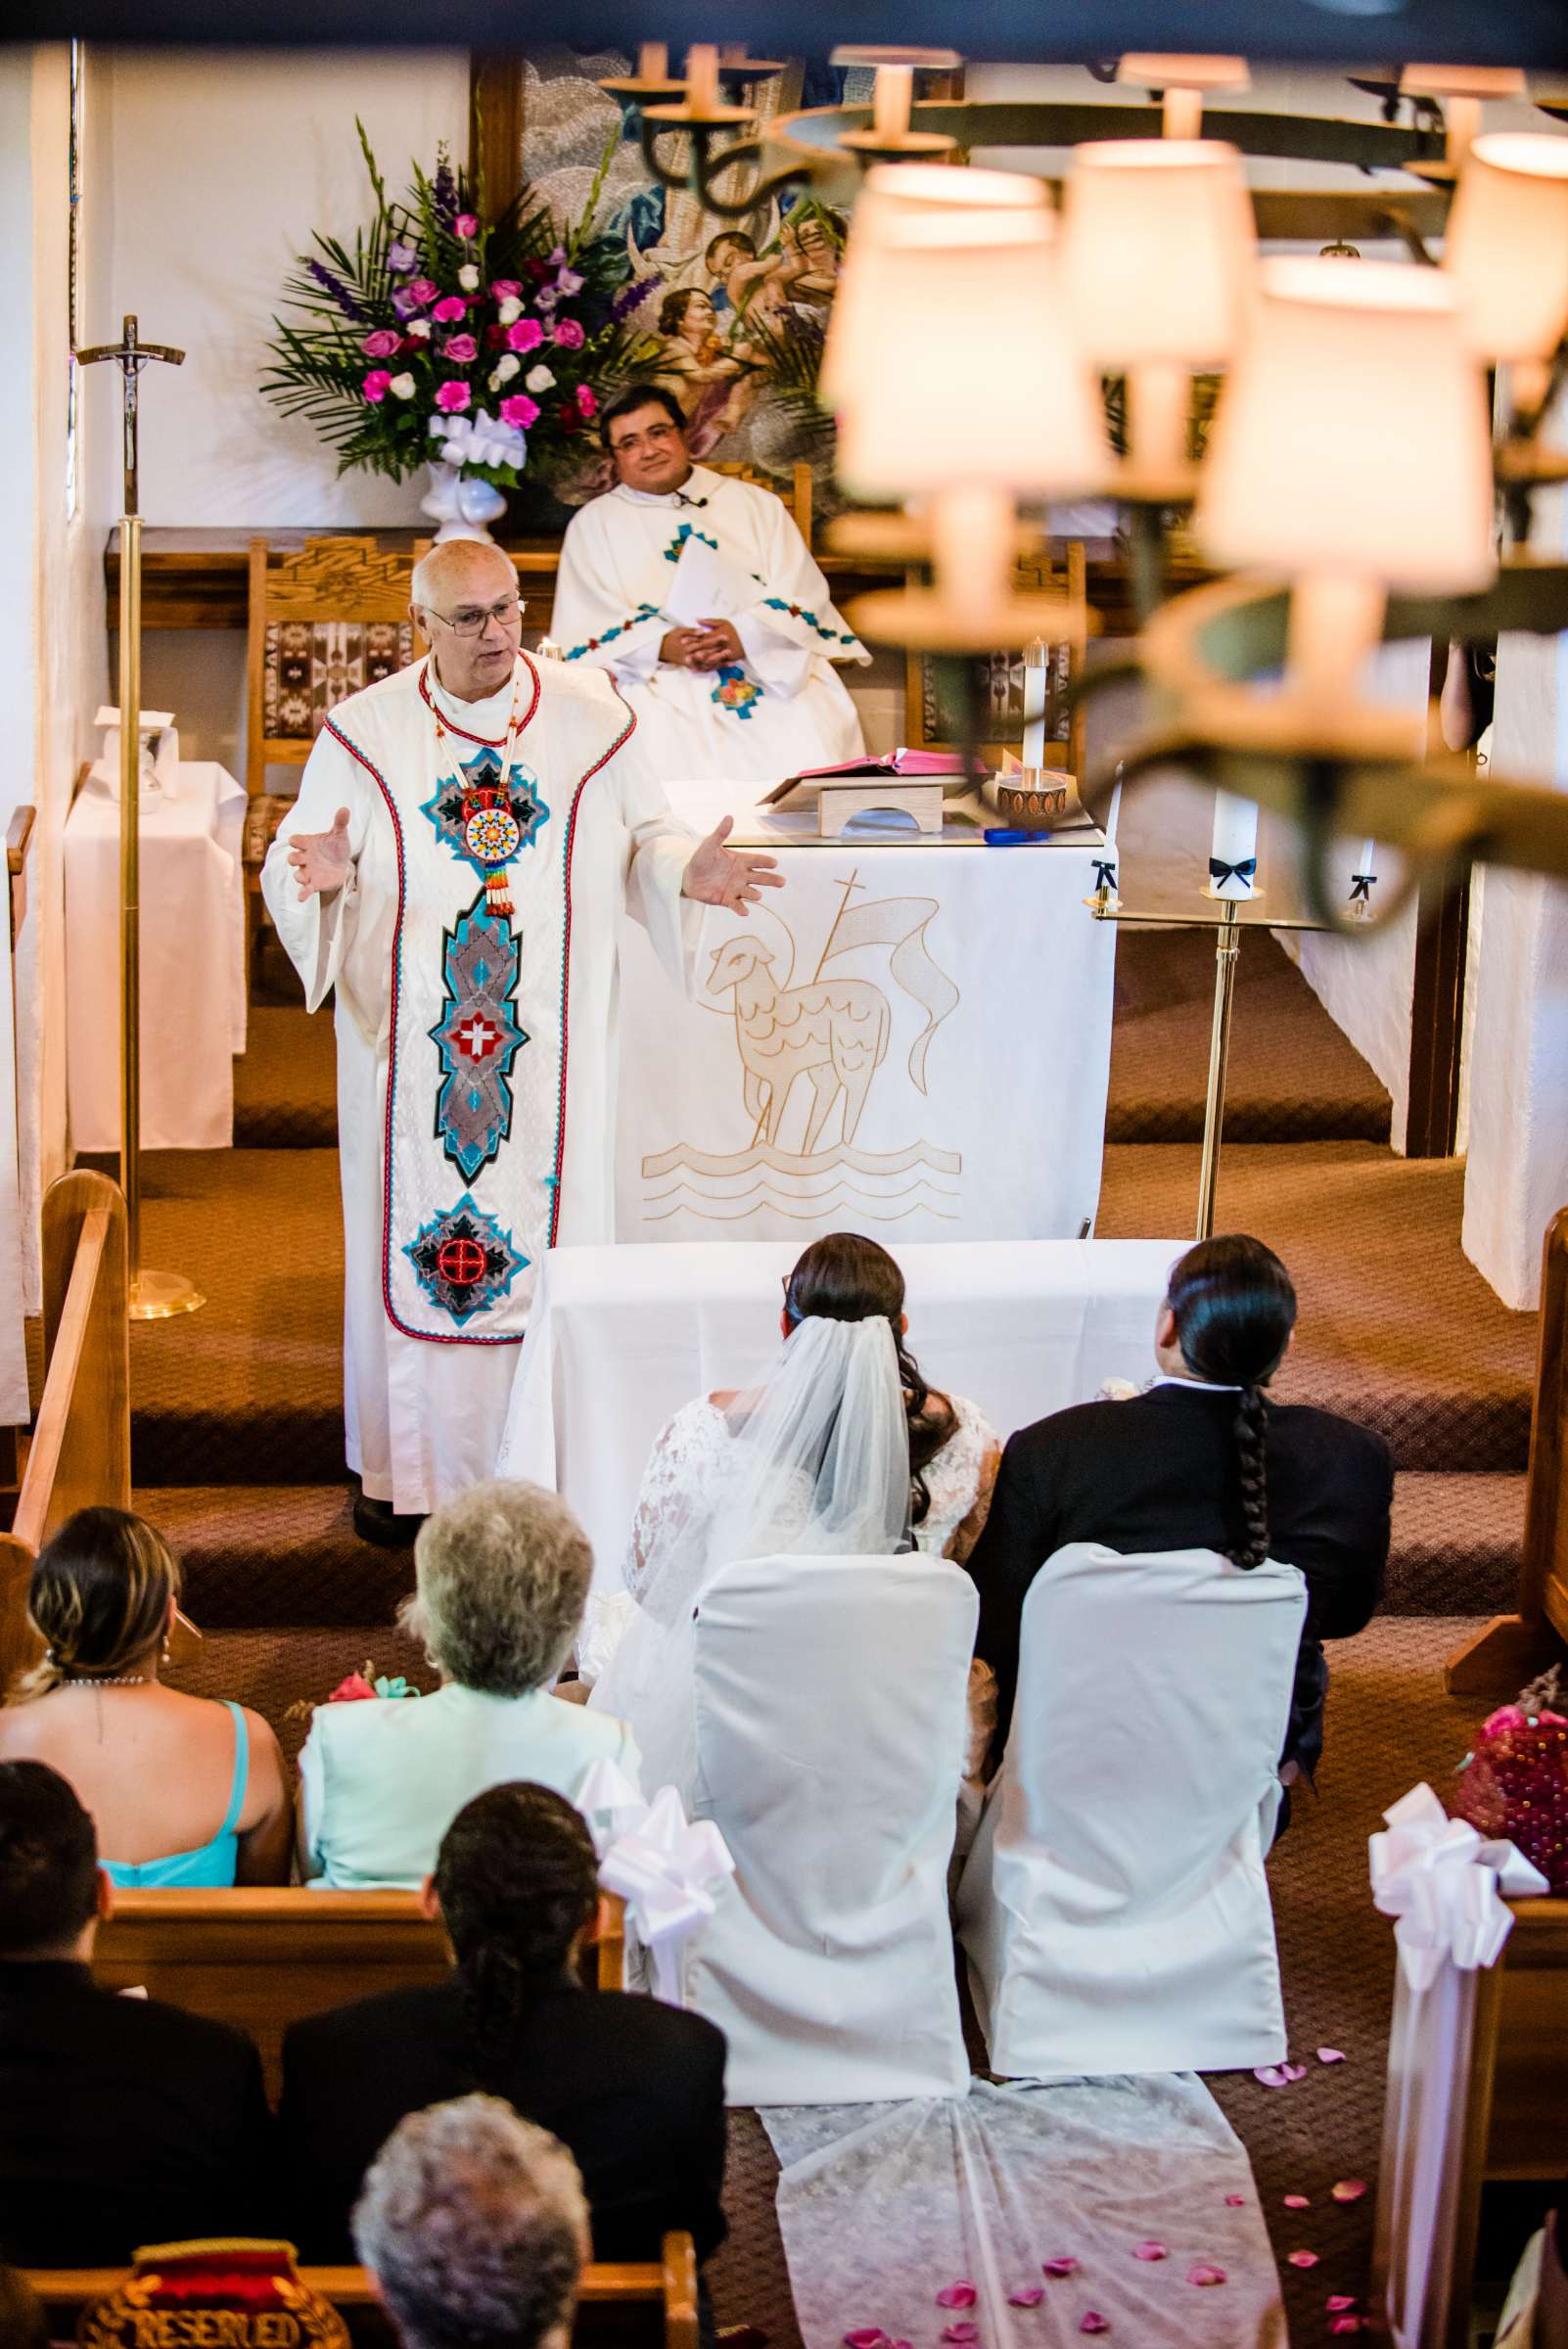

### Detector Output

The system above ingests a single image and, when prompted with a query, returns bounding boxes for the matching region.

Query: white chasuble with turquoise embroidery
[261,652,697,1514]
[551,464,870,794]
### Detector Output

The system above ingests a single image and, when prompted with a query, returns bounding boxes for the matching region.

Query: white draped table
[614,780,1118,1246]
[497,1237,1178,1589]
[65,763,248,1152]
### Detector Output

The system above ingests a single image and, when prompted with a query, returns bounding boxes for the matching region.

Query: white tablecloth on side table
[614,781,1118,1246]
[65,764,248,1152]
[497,1237,1179,1589]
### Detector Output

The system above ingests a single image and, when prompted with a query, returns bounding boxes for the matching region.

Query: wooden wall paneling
[1406,638,1470,1161]
[470,53,526,220]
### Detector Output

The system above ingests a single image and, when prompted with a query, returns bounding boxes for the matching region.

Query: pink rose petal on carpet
[942,2324,979,2342]
[1254,2065,1289,2087]
[1331,2181,1367,2203]
[1281,2062,1310,2082]
[1041,2260,1080,2280]
[843,2330,887,2347]
[1330,2322,1364,2336]
[1132,2242,1168,2262]
[1223,2194,1246,2207]
[1078,2317,1110,2336]
[1185,2266,1226,2287]
[1287,2251,1320,2270]
[1317,2048,1347,2064]
[936,2286,978,2310]
[1008,2289,1044,2308]
[1325,2298,1358,2315]
[1283,2195,1311,2209]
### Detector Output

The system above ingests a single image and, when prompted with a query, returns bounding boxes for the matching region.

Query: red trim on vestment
[417,649,541,748]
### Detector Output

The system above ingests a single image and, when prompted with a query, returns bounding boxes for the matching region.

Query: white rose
[458,263,481,292]
[388,372,416,400]
[406,318,432,341]
[491,352,521,384]
[498,296,523,325]
[524,363,556,393]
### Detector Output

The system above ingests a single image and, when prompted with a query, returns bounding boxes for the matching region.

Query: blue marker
[983,828,1053,846]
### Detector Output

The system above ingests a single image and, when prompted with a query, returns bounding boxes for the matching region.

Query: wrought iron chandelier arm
[636,114,809,216]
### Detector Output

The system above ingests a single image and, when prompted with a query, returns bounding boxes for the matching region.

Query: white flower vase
[421,461,508,544]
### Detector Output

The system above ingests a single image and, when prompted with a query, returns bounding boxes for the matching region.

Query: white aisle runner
[615,784,1117,1246]
[762,2081,1285,2349]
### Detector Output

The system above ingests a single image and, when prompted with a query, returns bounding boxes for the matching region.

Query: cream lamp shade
[835,216,1109,606]
[1060,139,1255,479]
[1197,257,1496,696]
[1444,132,1568,400]
[821,162,1048,410]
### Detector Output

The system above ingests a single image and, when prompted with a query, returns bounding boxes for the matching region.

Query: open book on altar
[761,749,979,809]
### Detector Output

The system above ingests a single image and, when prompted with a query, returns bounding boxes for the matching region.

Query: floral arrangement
[261,125,654,524]
[283,1659,422,1724]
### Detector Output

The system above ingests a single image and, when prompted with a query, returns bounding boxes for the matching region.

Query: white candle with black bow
[1209,790,1259,898]
[1350,837,1378,918]
[1021,637,1049,772]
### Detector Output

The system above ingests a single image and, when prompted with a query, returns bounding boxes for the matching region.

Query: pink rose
[361,328,400,358]
[576,383,598,418]
[361,369,392,403]
[434,379,472,413]
[499,393,540,429]
[507,318,544,353]
[488,279,522,299]
[454,211,480,239]
[442,333,478,362]
[407,276,438,304]
[328,1672,378,1702]
[432,295,468,323]
[551,317,585,349]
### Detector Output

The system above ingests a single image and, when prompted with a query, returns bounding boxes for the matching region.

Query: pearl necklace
[60,1672,151,1687]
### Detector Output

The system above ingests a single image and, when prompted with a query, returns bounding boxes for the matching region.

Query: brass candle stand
[1086,879,1348,1240]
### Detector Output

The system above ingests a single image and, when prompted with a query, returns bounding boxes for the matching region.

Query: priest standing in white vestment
[550,384,868,789]
[261,539,781,1543]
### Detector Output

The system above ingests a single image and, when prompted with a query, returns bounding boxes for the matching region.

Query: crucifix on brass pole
[78,314,205,1319]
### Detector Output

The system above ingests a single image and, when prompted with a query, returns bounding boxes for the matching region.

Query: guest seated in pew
[351,2096,588,2349]
[0,1761,273,2264]
[299,1484,642,1888]
[280,1781,726,2266]
[967,1234,1392,1809]
[588,1231,999,1800]
[0,1507,292,1885]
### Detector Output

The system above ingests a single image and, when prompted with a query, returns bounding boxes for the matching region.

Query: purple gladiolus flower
[433,158,458,225]
[555,266,584,298]
[306,258,370,321]
[611,278,654,321]
[387,238,418,274]
[391,286,421,320]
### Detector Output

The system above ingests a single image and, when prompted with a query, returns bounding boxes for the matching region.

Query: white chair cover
[687,1550,977,2104]
[957,1542,1307,2079]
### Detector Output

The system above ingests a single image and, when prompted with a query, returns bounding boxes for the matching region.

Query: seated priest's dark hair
[599,382,687,449]
[433,1782,601,2079]
[0,1760,100,1957]
[1164,1235,1299,1573]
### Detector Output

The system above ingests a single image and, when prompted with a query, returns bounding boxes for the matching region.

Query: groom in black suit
[967,1241,1393,1785]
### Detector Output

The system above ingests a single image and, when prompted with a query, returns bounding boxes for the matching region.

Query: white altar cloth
[614,780,1118,1246]
[65,763,248,1152]
[496,1237,1177,1589]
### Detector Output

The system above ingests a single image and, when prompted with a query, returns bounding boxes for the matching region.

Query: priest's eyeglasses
[426,596,526,637]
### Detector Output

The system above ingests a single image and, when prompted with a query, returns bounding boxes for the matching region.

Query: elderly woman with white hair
[298,1481,640,1889]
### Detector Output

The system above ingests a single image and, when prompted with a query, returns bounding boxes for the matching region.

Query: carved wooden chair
[244,535,428,989]
[707,458,814,550]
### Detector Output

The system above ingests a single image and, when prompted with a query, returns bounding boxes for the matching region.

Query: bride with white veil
[587,1234,1000,1807]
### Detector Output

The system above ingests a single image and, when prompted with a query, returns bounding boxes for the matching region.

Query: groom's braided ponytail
[1166,1236,1298,1573]
[784,1232,955,1527]
[435,1784,600,2084]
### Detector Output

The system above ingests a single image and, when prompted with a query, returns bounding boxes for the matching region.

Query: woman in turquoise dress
[0,1508,292,1885]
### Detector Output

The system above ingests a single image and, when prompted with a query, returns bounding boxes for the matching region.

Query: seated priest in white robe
[550,384,868,791]
[261,539,780,1543]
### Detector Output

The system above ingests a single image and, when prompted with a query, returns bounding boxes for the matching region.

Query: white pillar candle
[685,44,719,112]
[1163,84,1204,139]
[1358,838,1376,875]
[1210,790,1259,896]
[872,64,914,140]
[638,41,669,80]
[1022,638,1048,769]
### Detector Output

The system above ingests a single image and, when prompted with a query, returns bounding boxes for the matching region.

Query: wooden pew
[94,1886,627,2099]
[24,2231,699,2349]
[1372,1895,1568,2347]
[1447,1201,1568,1695]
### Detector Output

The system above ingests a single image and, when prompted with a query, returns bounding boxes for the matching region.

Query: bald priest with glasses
[262,540,781,1541]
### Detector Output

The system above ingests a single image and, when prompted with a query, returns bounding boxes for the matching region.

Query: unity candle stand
[79,316,205,1319]
[1087,880,1357,1240]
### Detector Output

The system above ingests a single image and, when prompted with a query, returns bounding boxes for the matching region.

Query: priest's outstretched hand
[288,806,353,900]
[680,814,784,917]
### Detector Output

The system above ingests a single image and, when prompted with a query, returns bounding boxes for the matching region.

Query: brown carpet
[1107,927,1391,1146]
[234,1005,337,1149]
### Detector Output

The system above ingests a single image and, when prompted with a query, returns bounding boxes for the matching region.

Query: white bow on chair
[1370,1781,1548,1993]
[576,1760,735,2006]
